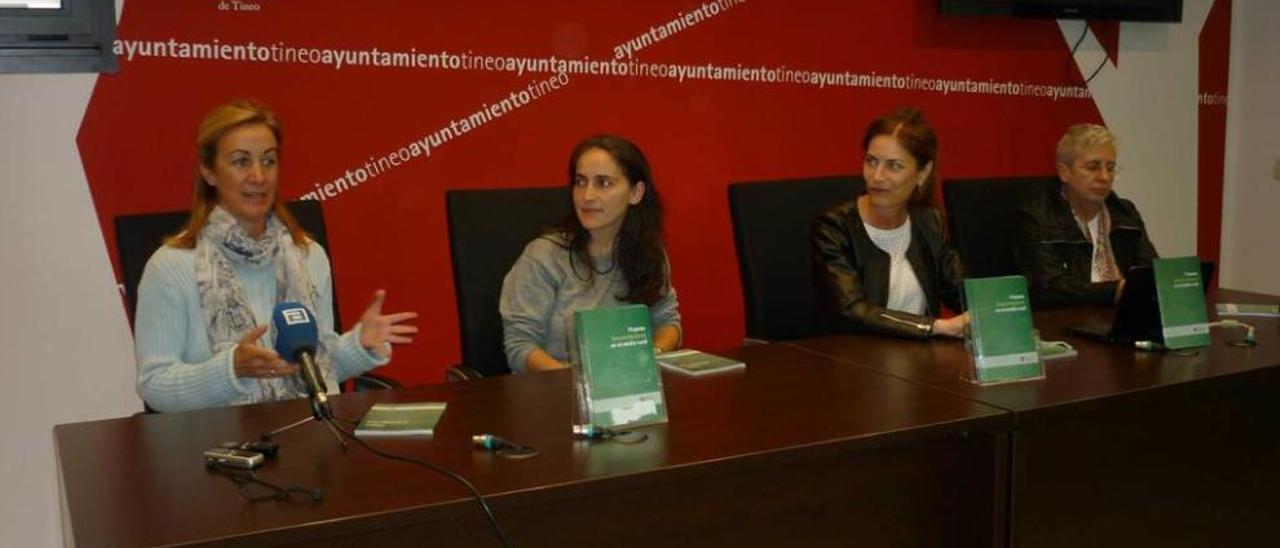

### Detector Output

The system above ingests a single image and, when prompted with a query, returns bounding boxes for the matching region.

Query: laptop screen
[1109,261,1215,343]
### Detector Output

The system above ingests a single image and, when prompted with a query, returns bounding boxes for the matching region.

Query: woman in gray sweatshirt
[499,135,682,373]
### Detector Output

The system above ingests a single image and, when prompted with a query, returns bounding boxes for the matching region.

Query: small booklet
[354,402,446,437]
[1216,303,1280,317]
[1153,257,1211,349]
[657,349,745,376]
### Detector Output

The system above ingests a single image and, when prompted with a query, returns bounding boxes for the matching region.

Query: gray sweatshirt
[499,234,681,373]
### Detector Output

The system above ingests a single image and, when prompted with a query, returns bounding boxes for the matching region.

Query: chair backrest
[446,186,570,376]
[114,200,337,328]
[942,176,1056,278]
[727,175,865,341]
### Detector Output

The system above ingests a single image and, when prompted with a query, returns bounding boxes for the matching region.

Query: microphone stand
[261,406,348,450]
[260,354,349,450]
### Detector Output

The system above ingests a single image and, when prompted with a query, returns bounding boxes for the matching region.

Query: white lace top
[864,217,926,315]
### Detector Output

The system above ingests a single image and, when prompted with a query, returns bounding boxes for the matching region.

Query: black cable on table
[333,425,514,548]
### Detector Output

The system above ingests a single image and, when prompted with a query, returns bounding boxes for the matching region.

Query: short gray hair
[1055,124,1116,165]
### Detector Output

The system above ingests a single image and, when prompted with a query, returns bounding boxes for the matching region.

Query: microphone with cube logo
[271,302,332,420]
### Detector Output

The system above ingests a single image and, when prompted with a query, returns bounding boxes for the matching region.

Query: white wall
[0,5,140,548]
[0,74,142,547]
[1221,0,1280,294]
[1058,0,1212,258]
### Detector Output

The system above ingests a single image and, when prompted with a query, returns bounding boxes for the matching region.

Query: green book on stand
[964,275,1044,384]
[354,402,447,437]
[573,304,668,429]
[1153,256,1211,349]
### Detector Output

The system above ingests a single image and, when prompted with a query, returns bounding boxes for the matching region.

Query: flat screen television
[0,0,117,73]
[939,0,1183,22]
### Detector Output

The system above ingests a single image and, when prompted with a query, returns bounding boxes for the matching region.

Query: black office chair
[114,200,399,411]
[727,175,865,342]
[445,186,570,380]
[942,176,1056,278]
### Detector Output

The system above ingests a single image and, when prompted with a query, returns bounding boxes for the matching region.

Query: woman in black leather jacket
[811,107,968,339]
[1011,123,1158,308]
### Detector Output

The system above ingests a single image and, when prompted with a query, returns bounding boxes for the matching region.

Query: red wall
[79,0,1231,385]
[1198,0,1231,271]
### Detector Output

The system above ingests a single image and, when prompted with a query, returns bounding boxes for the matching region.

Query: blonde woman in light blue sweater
[134,100,417,412]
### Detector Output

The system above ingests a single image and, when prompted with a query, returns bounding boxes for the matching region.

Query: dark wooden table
[57,342,1010,548]
[789,289,1280,547]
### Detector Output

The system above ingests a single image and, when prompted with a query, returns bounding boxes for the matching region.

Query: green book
[573,304,668,429]
[1153,257,1211,349]
[1216,303,1280,317]
[354,402,446,437]
[964,275,1044,384]
[658,349,745,376]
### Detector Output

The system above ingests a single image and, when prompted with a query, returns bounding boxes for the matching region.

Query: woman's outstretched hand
[358,290,418,358]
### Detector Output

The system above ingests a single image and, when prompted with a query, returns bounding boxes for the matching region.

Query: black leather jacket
[1012,183,1158,309]
[811,201,965,339]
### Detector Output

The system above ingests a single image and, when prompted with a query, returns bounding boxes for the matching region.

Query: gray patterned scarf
[195,206,335,404]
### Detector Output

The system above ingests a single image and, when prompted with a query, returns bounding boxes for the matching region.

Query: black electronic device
[203,448,264,469]
[0,0,119,73]
[220,440,279,458]
[1067,261,1214,345]
[939,0,1183,22]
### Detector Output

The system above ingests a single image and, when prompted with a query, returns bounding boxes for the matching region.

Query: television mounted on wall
[0,0,118,73]
[939,0,1183,22]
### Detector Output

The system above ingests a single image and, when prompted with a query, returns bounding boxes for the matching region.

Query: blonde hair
[1055,123,1117,166]
[167,100,307,248]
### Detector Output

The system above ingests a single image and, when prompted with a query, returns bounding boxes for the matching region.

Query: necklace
[590,253,617,275]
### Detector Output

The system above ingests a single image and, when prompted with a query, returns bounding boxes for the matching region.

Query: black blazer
[811,201,966,339]
[1012,183,1158,309]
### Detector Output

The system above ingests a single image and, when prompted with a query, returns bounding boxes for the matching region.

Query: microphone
[272,302,332,420]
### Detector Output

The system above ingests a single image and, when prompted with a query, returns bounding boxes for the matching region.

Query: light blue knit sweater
[134,242,386,412]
